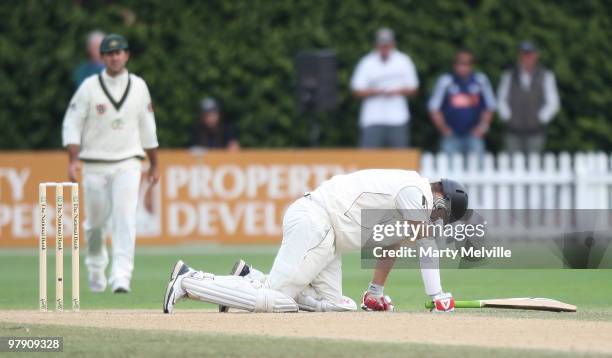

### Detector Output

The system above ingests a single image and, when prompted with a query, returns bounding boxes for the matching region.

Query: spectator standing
[73,30,106,88]
[191,98,240,150]
[350,28,419,148]
[428,50,496,155]
[497,41,560,153]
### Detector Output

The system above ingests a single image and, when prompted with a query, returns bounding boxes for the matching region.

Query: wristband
[367,282,384,296]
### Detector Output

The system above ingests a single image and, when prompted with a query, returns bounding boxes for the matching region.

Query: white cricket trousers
[266,196,343,301]
[82,158,142,287]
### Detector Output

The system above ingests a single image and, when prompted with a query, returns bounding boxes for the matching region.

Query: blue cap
[201,97,219,113]
[519,40,538,53]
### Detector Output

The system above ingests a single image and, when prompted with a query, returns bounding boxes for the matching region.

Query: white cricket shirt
[310,169,433,252]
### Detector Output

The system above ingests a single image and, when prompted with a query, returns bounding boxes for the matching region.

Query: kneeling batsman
[163,169,467,313]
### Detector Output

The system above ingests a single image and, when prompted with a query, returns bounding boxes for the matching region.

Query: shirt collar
[375,49,397,62]
[453,72,474,84]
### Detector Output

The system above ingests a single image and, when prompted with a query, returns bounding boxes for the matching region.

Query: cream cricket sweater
[62,70,159,161]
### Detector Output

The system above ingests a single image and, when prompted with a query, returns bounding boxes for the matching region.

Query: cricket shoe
[88,270,107,293]
[430,292,455,313]
[163,260,191,314]
[111,278,131,294]
[219,259,250,313]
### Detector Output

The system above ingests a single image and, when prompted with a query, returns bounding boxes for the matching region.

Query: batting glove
[361,291,395,312]
[430,292,455,313]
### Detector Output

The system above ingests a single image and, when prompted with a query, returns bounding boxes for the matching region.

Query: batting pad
[182,272,298,313]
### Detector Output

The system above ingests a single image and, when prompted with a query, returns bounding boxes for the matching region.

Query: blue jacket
[73,62,105,88]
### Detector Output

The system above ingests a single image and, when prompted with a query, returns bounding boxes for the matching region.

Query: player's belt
[80,155,144,163]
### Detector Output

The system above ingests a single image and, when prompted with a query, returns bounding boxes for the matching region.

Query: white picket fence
[420,152,612,210]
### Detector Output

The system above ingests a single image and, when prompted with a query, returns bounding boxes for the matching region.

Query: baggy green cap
[100,34,129,54]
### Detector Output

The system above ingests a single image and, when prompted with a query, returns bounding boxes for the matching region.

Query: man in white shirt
[62,34,159,293]
[350,28,419,148]
[163,170,468,314]
[497,41,560,153]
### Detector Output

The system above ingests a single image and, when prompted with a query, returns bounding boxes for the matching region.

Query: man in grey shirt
[497,41,560,153]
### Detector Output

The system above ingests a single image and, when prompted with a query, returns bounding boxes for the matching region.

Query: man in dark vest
[497,41,560,153]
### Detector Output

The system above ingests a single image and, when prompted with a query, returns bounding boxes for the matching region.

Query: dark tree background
[1,0,610,151]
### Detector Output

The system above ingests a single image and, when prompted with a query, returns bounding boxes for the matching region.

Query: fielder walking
[62,34,159,293]
[163,170,467,313]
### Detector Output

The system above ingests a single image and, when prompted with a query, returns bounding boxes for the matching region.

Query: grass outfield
[1,246,611,357]
[0,321,603,358]
[1,245,610,311]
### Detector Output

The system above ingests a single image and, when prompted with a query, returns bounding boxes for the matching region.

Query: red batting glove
[431,292,455,313]
[361,291,395,312]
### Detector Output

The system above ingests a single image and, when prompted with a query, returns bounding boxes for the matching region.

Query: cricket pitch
[1,309,611,354]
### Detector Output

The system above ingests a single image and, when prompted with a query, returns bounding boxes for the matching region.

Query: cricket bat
[425,297,576,312]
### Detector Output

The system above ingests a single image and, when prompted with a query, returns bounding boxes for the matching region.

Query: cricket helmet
[440,178,468,222]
